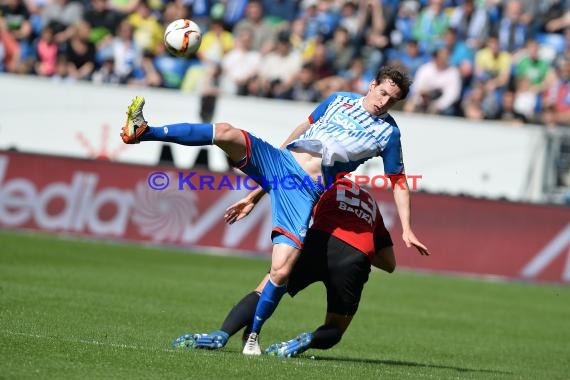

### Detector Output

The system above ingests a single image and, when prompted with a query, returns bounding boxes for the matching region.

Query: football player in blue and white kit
[120,65,430,355]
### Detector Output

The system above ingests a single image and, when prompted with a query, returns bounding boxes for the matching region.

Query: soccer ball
[163,19,202,57]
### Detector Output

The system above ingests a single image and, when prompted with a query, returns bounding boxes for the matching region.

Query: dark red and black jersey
[311,178,392,261]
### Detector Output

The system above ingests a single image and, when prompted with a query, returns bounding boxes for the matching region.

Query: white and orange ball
[163,19,202,57]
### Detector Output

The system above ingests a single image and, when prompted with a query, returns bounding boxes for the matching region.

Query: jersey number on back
[336,185,377,224]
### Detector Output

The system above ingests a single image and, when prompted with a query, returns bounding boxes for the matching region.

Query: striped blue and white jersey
[286,92,404,182]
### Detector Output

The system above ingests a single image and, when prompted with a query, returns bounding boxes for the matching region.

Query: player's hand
[224,198,255,224]
[402,230,430,256]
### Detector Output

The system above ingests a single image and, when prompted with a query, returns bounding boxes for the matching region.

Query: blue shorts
[234,131,323,249]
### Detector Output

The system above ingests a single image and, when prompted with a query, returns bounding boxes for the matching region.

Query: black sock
[220,291,260,337]
[310,325,343,349]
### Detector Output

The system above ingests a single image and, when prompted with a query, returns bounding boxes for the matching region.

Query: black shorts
[287,229,371,316]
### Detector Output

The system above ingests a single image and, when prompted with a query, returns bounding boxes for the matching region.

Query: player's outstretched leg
[120,96,215,146]
[265,332,313,358]
[172,330,229,350]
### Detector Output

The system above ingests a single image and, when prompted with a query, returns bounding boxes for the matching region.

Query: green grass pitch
[0,230,568,379]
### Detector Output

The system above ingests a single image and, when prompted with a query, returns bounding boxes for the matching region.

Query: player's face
[364,79,403,116]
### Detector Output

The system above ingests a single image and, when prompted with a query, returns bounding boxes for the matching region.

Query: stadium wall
[0,150,568,284]
[0,74,548,202]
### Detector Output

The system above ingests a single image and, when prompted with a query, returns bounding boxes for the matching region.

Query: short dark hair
[375,65,412,99]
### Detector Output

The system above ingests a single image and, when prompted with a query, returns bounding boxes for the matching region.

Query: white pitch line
[2,330,172,352]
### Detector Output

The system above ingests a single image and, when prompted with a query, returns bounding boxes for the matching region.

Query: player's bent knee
[269,267,290,286]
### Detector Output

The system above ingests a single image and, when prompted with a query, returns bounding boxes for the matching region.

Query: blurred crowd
[2,0,570,127]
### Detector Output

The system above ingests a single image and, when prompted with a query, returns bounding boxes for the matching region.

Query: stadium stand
[1,0,570,127]
[2,0,570,200]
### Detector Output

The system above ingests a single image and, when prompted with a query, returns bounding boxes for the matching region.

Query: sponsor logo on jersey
[332,113,361,130]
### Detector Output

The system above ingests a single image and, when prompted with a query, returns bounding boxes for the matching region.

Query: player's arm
[224,187,266,224]
[382,129,430,256]
[278,92,341,149]
[391,177,430,256]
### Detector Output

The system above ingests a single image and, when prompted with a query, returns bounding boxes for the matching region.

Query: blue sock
[251,278,287,334]
[140,123,214,146]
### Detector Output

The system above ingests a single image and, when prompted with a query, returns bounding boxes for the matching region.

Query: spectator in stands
[543,58,570,128]
[233,0,275,54]
[494,0,529,53]
[378,0,400,34]
[51,54,73,82]
[261,0,298,24]
[516,0,539,32]
[514,39,556,93]
[0,15,21,73]
[0,0,32,44]
[303,0,340,41]
[474,35,512,91]
[386,39,428,78]
[540,0,570,34]
[127,49,162,87]
[325,25,354,73]
[461,81,480,120]
[358,0,388,76]
[342,56,373,94]
[108,0,141,16]
[221,0,248,28]
[512,76,538,123]
[4,0,570,129]
[499,89,526,125]
[25,0,47,37]
[34,24,58,76]
[197,17,234,65]
[153,47,192,89]
[338,0,359,39]
[253,31,302,98]
[412,0,449,54]
[91,56,121,83]
[555,28,570,64]
[289,17,316,62]
[43,0,84,41]
[389,0,419,47]
[0,23,5,70]
[449,0,489,49]
[107,19,140,83]
[83,0,124,46]
[1,0,33,72]
[442,27,474,88]
[277,62,320,102]
[220,26,261,95]
[404,46,462,116]
[127,0,163,55]
[64,20,96,81]
[161,1,187,26]
[461,80,501,120]
[180,0,211,31]
[307,40,334,80]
